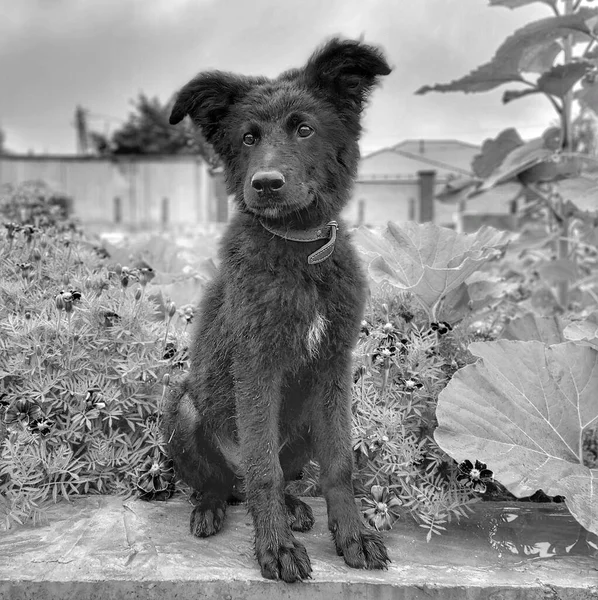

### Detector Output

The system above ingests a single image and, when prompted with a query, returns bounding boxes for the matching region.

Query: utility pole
[75,105,89,155]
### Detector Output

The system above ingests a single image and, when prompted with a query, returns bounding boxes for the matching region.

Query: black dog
[164,38,391,582]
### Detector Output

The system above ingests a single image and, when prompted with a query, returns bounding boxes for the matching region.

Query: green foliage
[0,183,190,529]
[351,289,482,541]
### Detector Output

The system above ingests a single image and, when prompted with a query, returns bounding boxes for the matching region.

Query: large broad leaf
[472,128,524,179]
[536,61,592,98]
[416,8,598,95]
[501,311,566,344]
[354,222,512,319]
[435,340,598,535]
[480,136,554,190]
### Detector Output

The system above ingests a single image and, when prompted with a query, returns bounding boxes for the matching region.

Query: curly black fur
[163,37,391,583]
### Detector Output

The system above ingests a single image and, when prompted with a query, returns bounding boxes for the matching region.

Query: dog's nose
[251,171,286,193]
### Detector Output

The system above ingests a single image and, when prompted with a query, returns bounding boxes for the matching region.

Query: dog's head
[170,38,391,225]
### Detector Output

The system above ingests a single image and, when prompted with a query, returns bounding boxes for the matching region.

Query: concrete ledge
[1,496,597,599]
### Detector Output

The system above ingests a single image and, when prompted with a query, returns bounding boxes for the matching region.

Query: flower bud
[32,248,42,261]
[55,294,65,310]
[162,373,170,387]
[62,273,70,286]
[115,263,122,276]
[167,301,176,318]
[134,288,142,301]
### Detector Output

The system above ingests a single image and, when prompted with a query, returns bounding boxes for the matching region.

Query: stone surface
[1,496,597,599]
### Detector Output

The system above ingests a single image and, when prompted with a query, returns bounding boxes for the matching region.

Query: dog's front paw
[285,494,315,532]
[189,497,227,537]
[333,526,390,570]
[256,536,312,582]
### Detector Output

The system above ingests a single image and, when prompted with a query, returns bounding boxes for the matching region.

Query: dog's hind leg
[312,360,390,570]
[162,382,236,537]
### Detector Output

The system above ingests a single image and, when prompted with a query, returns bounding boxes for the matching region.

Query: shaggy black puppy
[164,38,391,582]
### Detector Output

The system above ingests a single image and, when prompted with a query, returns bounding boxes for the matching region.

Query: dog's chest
[306,311,328,358]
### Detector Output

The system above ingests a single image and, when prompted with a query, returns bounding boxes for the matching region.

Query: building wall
[0,155,219,228]
[346,180,457,227]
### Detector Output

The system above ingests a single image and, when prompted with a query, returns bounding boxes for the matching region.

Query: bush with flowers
[0,182,193,528]
[2,180,597,542]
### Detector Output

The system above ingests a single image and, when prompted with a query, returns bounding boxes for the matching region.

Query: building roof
[359,139,481,181]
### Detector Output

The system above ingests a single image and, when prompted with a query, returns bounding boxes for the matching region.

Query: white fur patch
[307,311,328,358]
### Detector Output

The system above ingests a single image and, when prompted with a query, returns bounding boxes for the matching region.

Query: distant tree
[90,93,219,168]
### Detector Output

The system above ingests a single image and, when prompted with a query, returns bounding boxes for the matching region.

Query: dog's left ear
[303,38,391,113]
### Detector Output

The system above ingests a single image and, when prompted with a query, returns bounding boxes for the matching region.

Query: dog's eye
[243,133,256,146]
[297,125,314,138]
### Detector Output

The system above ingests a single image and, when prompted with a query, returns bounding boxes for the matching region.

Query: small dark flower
[361,485,401,531]
[17,262,34,278]
[134,261,155,286]
[163,342,177,361]
[136,456,175,501]
[4,399,43,426]
[102,311,120,327]
[372,345,397,368]
[458,459,493,493]
[69,288,82,301]
[430,321,453,335]
[359,319,370,337]
[22,225,36,244]
[4,222,20,238]
[397,376,423,391]
[85,389,105,411]
[30,417,53,436]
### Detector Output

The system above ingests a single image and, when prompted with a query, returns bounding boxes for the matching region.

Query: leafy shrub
[351,287,482,540]
[0,183,189,528]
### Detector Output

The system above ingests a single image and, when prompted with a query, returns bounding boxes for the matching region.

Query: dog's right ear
[169,72,254,144]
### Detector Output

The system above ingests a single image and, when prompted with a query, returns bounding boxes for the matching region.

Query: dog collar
[259,220,339,264]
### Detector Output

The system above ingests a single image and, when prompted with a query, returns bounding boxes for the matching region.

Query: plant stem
[557,0,574,309]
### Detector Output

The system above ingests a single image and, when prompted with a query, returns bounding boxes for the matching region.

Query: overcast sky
[1,0,558,155]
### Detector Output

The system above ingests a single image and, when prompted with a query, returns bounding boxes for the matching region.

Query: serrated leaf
[480,136,554,190]
[502,88,540,104]
[489,0,557,9]
[354,222,512,318]
[472,128,524,179]
[520,40,562,74]
[416,8,598,95]
[501,311,566,344]
[435,340,598,535]
[537,61,592,98]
